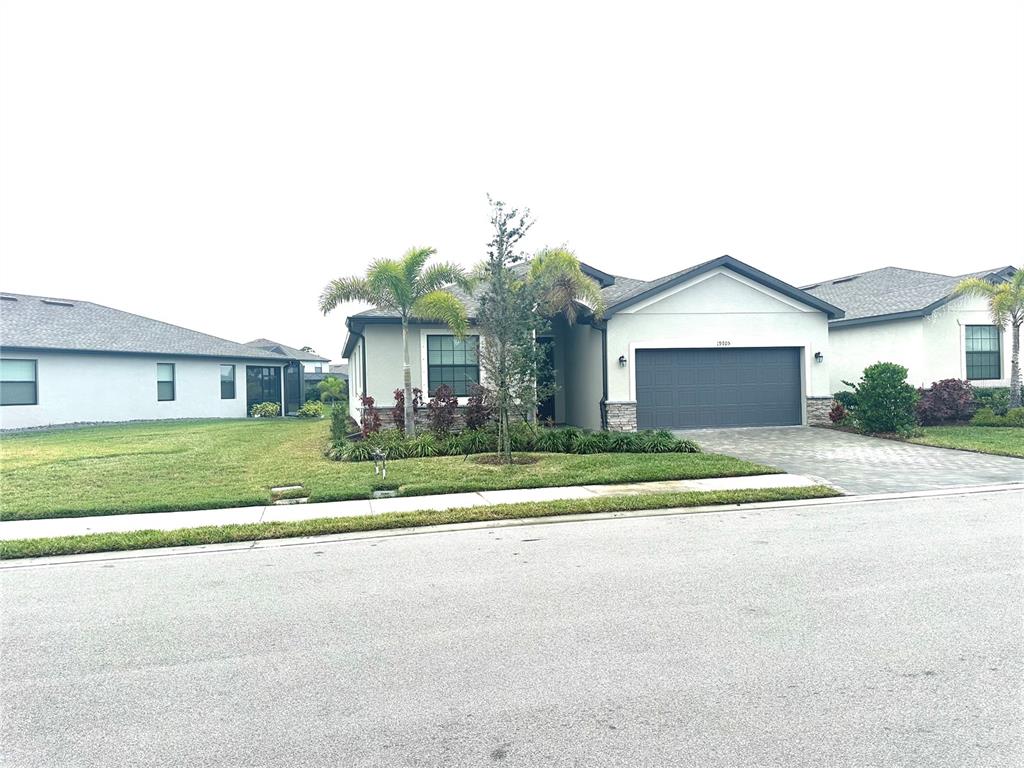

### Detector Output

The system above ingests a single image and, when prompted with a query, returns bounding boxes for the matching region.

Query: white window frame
[419,330,484,405]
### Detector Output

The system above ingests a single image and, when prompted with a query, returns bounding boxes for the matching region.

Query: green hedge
[969,407,1024,427]
[327,424,700,462]
[972,387,1024,417]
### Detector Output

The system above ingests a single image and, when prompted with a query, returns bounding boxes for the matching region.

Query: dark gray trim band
[828,293,956,328]
[0,346,296,363]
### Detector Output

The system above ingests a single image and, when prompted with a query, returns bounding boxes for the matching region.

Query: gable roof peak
[603,254,844,319]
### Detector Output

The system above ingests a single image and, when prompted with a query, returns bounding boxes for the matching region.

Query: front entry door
[283,362,302,416]
[537,337,556,424]
[246,366,282,415]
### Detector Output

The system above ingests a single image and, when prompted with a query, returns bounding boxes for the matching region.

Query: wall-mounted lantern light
[618,355,628,367]
[814,351,824,363]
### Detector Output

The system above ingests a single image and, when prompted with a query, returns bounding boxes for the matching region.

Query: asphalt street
[2,489,1022,767]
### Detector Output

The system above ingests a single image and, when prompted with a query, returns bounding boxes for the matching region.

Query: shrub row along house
[0,293,324,429]
[344,256,1018,431]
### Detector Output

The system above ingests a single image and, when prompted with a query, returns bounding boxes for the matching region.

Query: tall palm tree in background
[320,247,472,435]
[954,269,1024,408]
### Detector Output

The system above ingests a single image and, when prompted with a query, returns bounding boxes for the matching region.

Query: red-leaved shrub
[464,384,493,430]
[427,385,458,434]
[915,379,975,425]
[359,394,382,436]
[829,401,847,424]
[391,387,423,432]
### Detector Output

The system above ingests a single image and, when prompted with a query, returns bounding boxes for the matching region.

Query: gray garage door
[635,347,802,429]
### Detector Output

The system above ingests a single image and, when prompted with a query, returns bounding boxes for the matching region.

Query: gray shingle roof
[0,292,296,360]
[245,338,330,362]
[340,256,845,356]
[802,265,1017,324]
[347,256,842,324]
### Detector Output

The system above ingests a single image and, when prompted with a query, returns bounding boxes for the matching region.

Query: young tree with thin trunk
[475,199,606,462]
[319,248,471,435]
[475,199,537,461]
[954,269,1023,408]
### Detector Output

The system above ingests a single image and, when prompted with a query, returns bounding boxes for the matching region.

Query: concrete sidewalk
[0,473,825,541]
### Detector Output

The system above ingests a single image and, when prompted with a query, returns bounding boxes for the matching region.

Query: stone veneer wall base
[604,401,638,432]
[805,396,833,426]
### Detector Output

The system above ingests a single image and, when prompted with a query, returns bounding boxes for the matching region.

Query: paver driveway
[676,426,1023,494]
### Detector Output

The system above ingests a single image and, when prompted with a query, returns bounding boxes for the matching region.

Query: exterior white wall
[0,351,277,430]
[606,270,833,421]
[827,294,1013,391]
[347,338,365,423]
[563,321,604,430]
[922,295,1012,388]
[360,323,410,409]
[826,319,925,392]
[359,323,489,412]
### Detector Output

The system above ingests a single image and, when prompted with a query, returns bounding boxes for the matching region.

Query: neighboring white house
[245,338,330,374]
[343,256,844,430]
[0,293,314,429]
[801,266,1018,391]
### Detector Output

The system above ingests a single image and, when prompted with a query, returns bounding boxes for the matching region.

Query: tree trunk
[1011,322,1022,409]
[402,317,415,436]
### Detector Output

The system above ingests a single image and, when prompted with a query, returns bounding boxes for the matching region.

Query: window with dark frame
[0,359,37,406]
[426,335,480,396]
[220,364,236,399]
[965,325,1001,380]
[157,363,175,401]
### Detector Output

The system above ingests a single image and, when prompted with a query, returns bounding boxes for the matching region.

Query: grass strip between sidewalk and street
[1,485,840,560]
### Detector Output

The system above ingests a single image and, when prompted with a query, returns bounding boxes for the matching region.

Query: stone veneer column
[805,396,833,426]
[604,401,638,432]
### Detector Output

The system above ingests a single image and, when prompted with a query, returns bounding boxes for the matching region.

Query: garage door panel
[635,347,802,429]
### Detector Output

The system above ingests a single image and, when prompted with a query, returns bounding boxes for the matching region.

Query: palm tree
[528,248,606,322]
[320,247,472,435]
[954,269,1023,408]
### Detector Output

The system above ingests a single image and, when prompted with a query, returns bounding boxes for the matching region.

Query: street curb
[2,482,1021,570]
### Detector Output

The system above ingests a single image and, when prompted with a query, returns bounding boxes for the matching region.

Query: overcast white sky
[2,1,1022,363]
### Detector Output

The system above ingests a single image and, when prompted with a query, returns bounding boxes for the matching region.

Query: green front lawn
[0,419,777,521]
[908,426,1024,458]
[0,485,840,560]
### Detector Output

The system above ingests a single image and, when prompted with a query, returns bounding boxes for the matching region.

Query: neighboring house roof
[802,265,1017,328]
[304,363,348,382]
[0,292,297,361]
[245,338,330,362]
[341,255,844,355]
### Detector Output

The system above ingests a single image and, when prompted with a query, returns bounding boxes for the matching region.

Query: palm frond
[1008,268,1024,291]
[952,277,1000,300]
[529,248,607,323]
[411,290,469,337]
[366,259,413,313]
[954,274,1024,329]
[417,262,474,295]
[400,247,437,288]
[319,277,375,314]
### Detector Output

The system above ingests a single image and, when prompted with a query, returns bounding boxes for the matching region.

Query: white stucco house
[0,293,318,429]
[802,265,1018,392]
[343,256,845,431]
